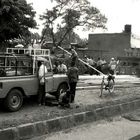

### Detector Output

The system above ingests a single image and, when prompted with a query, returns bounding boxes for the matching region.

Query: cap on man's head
[111,57,114,60]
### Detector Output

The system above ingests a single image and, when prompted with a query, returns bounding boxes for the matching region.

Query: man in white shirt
[38,61,48,105]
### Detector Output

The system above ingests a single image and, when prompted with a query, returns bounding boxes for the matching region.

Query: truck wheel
[4,89,23,112]
[57,83,68,100]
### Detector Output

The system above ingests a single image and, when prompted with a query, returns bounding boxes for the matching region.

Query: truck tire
[57,83,68,100]
[4,89,23,112]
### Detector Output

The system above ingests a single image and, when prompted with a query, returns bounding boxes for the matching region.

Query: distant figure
[87,56,95,75]
[102,58,107,65]
[84,55,87,62]
[96,57,103,75]
[53,61,59,74]
[87,56,93,66]
[83,55,89,74]
[38,61,48,106]
[58,61,67,73]
[67,61,79,103]
[0,69,6,77]
[101,58,109,74]
[109,58,117,75]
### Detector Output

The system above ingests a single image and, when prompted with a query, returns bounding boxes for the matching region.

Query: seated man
[58,90,71,108]
[53,61,59,74]
[58,61,67,74]
[0,69,6,77]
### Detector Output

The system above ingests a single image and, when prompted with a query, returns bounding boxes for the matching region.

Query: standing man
[70,48,78,64]
[38,60,48,106]
[96,57,103,75]
[67,61,79,103]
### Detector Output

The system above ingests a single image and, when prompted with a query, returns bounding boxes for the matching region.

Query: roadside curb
[0,98,140,140]
[76,84,140,90]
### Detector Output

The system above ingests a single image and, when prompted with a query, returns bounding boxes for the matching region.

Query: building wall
[88,32,131,61]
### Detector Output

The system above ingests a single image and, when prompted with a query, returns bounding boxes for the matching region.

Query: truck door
[44,56,54,93]
[45,72,53,92]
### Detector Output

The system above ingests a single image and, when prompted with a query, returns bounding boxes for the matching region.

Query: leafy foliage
[0,0,37,43]
[40,0,107,47]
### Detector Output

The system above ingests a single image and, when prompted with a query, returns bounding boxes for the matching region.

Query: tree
[20,32,41,47]
[54,28,82,46]
[0,0,37,43]
[40,0,107,47]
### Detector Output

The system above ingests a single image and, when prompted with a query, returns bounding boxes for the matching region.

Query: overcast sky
[27,0,140,39]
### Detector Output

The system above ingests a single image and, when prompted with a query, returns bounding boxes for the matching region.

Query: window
[0,57,5,66]
[0,57,6,77]
[16,57,33,75]
[0,55,33,77]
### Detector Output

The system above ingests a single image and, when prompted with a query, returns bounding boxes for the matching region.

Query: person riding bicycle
[105,73,115,90]
[109,57,117,75]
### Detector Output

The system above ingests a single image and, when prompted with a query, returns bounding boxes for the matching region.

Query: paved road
[29,115,140,140]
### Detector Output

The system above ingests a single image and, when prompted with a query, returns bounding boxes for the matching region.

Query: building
[87,25,132,61]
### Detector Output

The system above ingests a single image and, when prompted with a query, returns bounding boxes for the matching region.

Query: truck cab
[0,48,68,111]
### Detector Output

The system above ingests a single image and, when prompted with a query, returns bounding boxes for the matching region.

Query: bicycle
[99,74,115,97]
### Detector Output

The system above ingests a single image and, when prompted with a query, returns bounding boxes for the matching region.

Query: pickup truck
[0,48,69,111]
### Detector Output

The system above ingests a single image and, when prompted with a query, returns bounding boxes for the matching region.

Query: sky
[27,0,140,39]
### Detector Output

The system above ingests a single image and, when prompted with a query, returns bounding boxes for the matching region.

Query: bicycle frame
[99,75,115,97]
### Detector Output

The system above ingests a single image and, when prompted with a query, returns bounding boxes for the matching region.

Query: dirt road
[0,85,140,129]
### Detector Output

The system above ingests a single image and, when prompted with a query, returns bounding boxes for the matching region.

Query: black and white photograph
[0,0,140,139]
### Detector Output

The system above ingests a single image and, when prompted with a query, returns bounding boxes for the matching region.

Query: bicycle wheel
[108,80,115,93]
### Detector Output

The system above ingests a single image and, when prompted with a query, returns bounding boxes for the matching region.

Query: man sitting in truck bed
[58,61,67,74]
